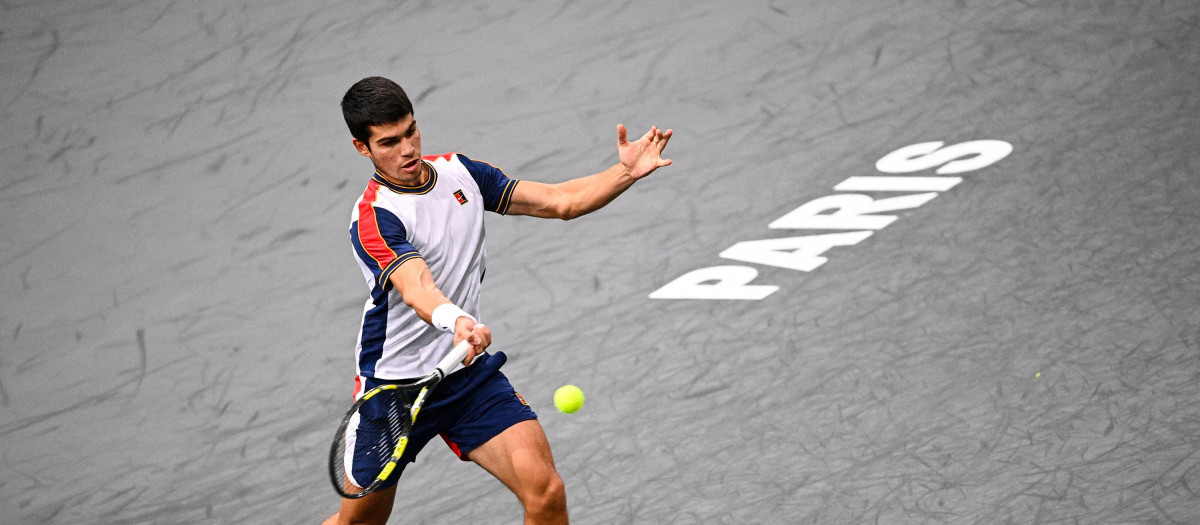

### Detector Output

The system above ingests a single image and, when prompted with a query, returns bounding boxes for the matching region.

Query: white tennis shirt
[349,153,518,379]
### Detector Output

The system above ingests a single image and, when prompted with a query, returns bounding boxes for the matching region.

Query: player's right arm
[387,258,491,363]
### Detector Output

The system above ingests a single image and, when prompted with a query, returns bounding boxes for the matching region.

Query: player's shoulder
[422,152,463,166]
[353,174,411,215]
[424,152,497,169]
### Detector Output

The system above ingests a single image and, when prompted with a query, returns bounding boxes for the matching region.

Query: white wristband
[431,303,476,333]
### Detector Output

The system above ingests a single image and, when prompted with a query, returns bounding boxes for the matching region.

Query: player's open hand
[618,124,673,180]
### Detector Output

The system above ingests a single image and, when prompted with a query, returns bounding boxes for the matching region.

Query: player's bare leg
[322,483,396,525]
[468,419,567,524]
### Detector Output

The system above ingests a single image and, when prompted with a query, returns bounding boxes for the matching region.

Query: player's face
[354,113,424,183]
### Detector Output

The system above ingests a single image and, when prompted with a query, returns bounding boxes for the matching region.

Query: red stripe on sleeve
[357,180,398,269]
[423,152,455,162]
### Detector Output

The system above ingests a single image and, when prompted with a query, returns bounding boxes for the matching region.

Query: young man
[324,76,672,525]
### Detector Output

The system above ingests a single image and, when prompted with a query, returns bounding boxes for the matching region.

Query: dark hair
[341,76,414,145]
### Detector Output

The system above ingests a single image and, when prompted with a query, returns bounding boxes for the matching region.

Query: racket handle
[435,339,473,378]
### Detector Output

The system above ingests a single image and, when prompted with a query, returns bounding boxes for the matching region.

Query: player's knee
[327,510,389,525]
[544,474,566,507]
[338,516,387,525]
[524,472,567,517]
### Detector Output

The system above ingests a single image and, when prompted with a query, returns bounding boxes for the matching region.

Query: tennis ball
[554,385,584,414]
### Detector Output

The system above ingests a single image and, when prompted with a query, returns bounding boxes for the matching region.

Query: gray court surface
[3,1,1199,523]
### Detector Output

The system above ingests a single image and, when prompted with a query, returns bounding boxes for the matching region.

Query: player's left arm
[506,124,673,220]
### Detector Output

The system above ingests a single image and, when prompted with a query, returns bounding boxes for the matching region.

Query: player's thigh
[326,484,396,525]
[467,419,560,492]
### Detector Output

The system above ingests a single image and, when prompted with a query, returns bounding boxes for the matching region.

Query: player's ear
[352,138,372,158]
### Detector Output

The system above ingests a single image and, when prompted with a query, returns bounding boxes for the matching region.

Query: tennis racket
[328,339,473,499]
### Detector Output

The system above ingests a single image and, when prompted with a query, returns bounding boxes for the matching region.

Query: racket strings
[331,389,414,496]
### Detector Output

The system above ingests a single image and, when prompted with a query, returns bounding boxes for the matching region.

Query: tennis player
[324,76,672,525]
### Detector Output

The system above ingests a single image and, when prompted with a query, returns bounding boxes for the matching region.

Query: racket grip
[435,340,473,378]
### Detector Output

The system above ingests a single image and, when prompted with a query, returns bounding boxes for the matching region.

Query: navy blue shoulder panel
[458,153,520,214]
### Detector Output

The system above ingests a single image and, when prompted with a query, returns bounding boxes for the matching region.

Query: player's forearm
[553,163,637,220]
[389,263,456,326]
[401,287,450,325]
[401,286,482,342]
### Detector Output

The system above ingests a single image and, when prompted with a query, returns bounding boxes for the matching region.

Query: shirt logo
[453,189,468,205]
[514,391,528,406]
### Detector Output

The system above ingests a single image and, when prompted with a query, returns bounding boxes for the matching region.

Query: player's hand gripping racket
[328,339,473,498]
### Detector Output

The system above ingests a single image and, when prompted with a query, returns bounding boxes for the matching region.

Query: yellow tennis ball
[554,385,584,414]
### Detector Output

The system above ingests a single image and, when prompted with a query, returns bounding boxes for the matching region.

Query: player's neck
[377,162,429,188]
